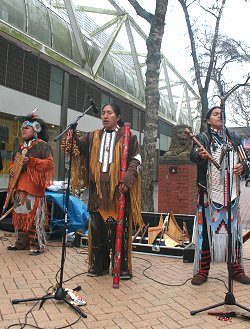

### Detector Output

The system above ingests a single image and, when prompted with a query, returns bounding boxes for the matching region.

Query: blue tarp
[45,191,89,234]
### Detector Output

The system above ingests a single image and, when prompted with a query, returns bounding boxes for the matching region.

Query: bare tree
[127,0,249,209]
[178,0,228,131]
[227,85,250,128]
[127,0,168,211]
[193,33,250,97]
[178,0,250,131]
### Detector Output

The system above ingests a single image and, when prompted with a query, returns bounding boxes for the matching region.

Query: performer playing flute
[7,111,54,255]
[190,106,250,285]
[62,103,142,279]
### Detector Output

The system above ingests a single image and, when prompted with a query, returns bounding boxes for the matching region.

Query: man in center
[69,103,143,278]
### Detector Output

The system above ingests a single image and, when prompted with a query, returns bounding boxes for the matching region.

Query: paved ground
[1,182,250,329]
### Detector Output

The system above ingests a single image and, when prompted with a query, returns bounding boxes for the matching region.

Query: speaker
[183,243,195,263]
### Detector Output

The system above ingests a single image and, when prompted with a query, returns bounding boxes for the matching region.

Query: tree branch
[219,75,250,106]
[204,0,226,93]
[127,0,154,24]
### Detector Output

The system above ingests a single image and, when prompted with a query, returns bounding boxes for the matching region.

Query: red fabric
[197,250,211,280]
[12,197,40,231]
[16,155,54,197]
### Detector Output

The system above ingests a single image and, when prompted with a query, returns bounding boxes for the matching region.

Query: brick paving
[239,181,250,230]
[0,182,250,329]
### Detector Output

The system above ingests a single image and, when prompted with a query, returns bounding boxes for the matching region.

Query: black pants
[88,212,129,276]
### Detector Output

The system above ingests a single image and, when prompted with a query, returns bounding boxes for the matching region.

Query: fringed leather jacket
[77,127,141,214]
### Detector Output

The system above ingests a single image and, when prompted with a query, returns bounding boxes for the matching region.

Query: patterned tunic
[190,129,250,274]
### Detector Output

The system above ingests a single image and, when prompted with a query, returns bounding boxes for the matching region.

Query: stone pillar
[158,124,197,215]
[158,159,197,215]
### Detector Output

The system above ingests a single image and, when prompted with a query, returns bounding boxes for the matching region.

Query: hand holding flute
[198,148,210,161]
[184,128,222,171]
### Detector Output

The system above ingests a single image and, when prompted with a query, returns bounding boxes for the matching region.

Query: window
[37,59,50,100]
[6,44,23,91]
[132,108,139,131]
[22,52,38,96]
[76,79,87,112]
[68,75,77,110]
[0,38,8,86]
[159,120,172,136]
[50,65,63,105]
[101,93,110,109]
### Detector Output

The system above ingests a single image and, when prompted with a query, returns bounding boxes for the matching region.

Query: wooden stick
[238,145,247,162]
[132,226,143,243]
[243,231,250,244]
[0,205,14,222]
[139,223,149,243]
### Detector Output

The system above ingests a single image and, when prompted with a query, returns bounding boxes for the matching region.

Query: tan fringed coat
[77,127,143,273]
[77,127,143,226]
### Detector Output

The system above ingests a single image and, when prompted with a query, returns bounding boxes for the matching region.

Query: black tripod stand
[191,104,250,316]
[11,102,95,318]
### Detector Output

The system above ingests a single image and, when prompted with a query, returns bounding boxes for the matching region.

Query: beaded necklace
[20,139,38,156]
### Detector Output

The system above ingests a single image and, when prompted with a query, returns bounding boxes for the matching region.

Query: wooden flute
[184,128,222,171]
[237,144,248,162]
[113,122,131,289]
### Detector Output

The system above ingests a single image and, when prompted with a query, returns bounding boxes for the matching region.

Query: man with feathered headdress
[7,110,54,255]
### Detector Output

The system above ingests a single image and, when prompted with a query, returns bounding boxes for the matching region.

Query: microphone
[87,94,99,113]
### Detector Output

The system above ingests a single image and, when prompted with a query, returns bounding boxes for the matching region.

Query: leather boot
[191,250,211,285]
[232,263,250,285]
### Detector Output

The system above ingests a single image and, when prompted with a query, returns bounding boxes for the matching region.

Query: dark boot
[191,250,211,285]
[88,214,110,277]
[11,230,30,250]
[232,263,250,284]
[87,249,110,276]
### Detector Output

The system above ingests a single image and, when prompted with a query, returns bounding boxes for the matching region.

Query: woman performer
[7,112,54,255]
[190,106,250,285]
[62,103,143,278]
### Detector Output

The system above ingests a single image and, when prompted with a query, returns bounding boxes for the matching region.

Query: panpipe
[0,152,23,221]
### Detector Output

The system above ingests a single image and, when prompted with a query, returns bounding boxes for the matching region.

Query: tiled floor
[1,182,250,328]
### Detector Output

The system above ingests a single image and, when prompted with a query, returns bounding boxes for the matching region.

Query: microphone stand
[191,99,250,316]
[11,103,95,318]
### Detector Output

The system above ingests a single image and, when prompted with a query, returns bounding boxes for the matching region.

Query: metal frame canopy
[0,0,201,130]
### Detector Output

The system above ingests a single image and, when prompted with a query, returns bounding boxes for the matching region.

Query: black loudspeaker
[183,243,195,263]
[0,191,14,232]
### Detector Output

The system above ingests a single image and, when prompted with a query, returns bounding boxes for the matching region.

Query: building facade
[0,0,200,190]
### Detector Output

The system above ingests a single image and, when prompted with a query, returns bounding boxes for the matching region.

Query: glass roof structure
[0,0,201,130]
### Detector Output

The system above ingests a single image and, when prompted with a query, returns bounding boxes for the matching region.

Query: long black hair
[206,106,222,120]
[206,106,220,138]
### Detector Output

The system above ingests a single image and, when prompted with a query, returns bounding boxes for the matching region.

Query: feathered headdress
[15,109,49,142]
